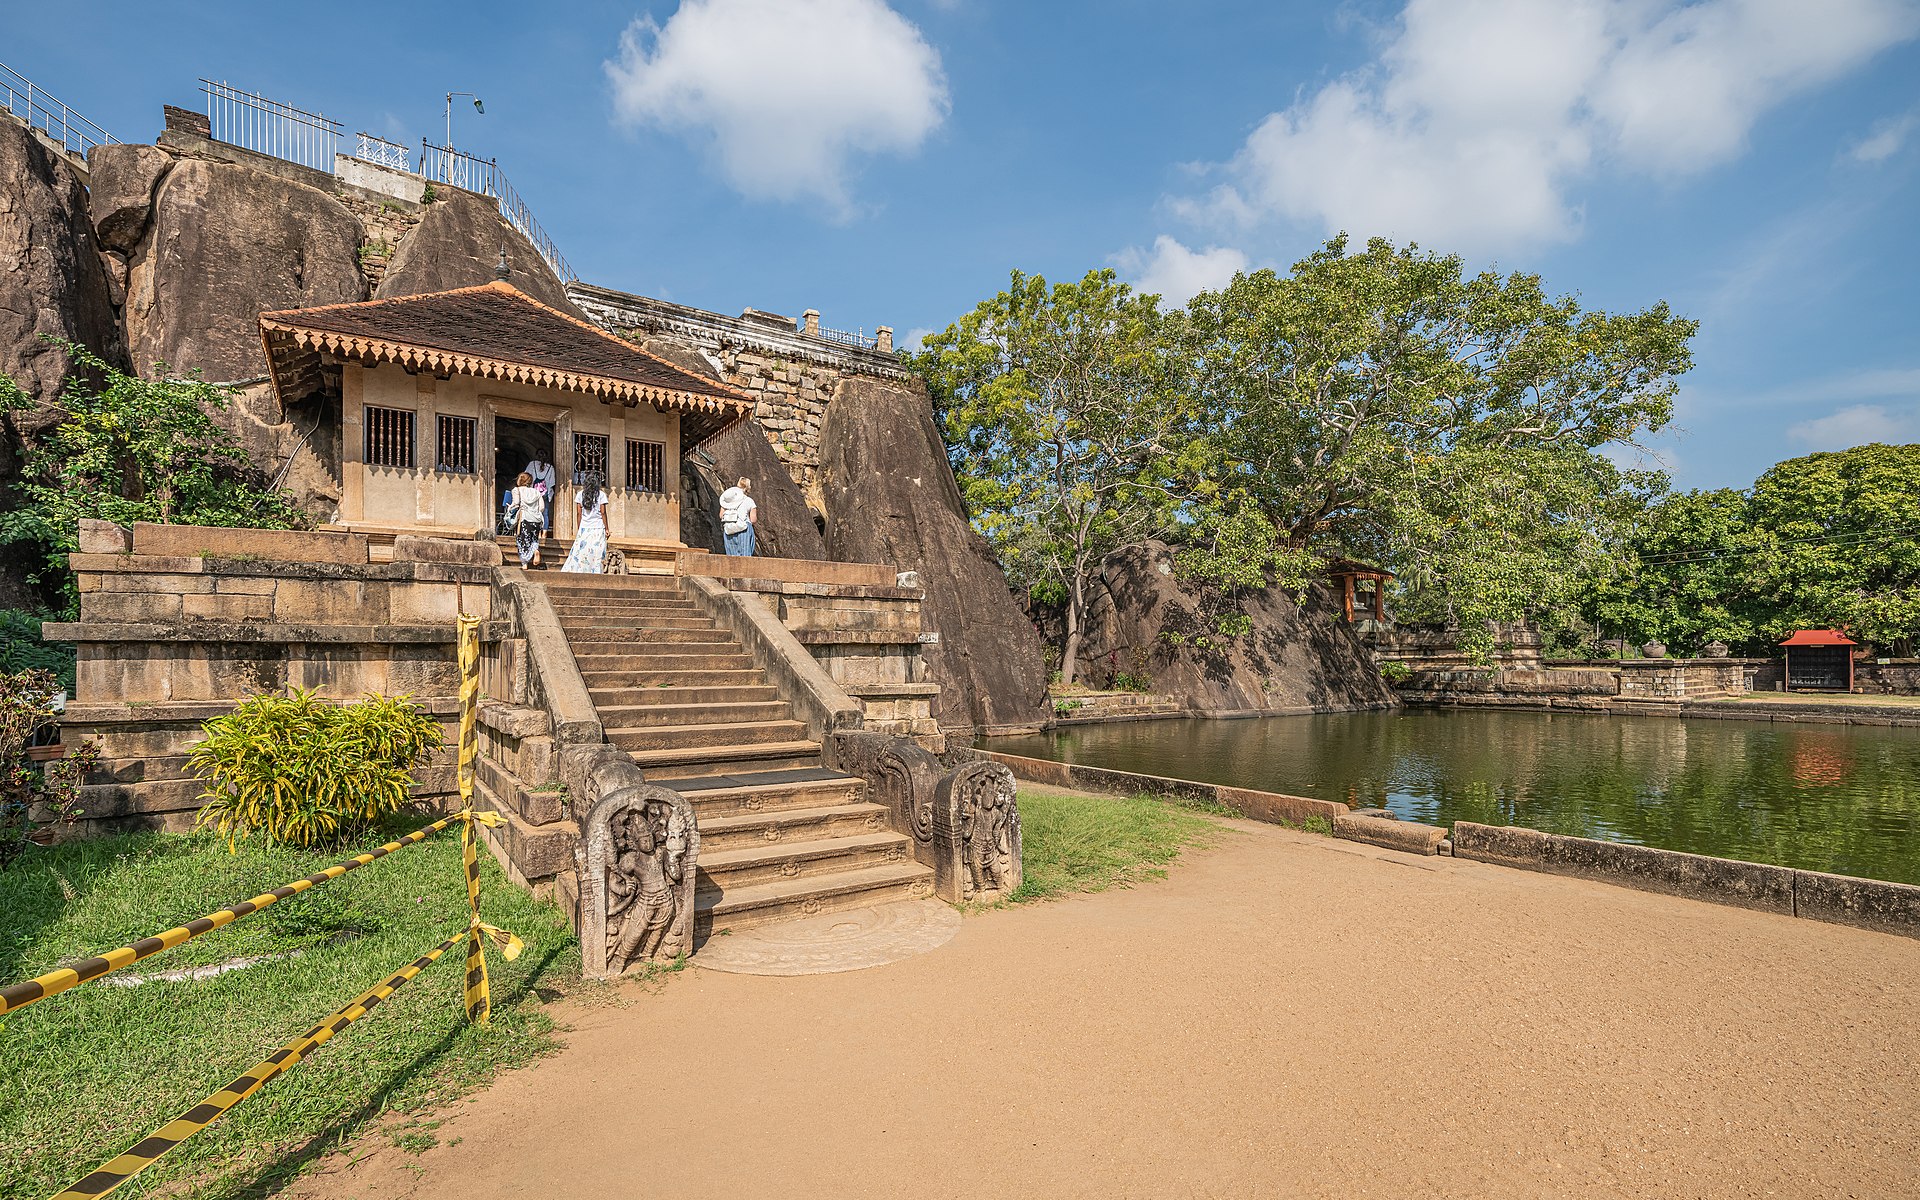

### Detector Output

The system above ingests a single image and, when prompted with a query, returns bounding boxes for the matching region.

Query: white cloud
[1175,0,1920,256]
[1848,109,1920,162]
[1788,403,1919,448]
[605,0,949,214]
[1113,236,1250,305]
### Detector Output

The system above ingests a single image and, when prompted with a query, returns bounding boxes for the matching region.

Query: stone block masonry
[568,284,911,505]
[45,522,492,836]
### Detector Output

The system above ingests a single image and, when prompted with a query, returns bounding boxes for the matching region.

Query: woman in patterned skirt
[507,471,546,568]
[561,471,610,573]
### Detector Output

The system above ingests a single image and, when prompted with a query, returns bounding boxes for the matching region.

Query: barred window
[436,414,477,473]
[573,432,609,483]
[365,406,415,469]
[626,439,665,493]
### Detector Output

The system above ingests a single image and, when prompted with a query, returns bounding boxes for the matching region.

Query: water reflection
[987,710,1920,885]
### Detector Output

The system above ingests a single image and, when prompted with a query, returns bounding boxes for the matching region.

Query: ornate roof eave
[258,316,752,423]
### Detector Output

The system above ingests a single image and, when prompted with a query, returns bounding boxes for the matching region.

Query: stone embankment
[973,748,1920,940]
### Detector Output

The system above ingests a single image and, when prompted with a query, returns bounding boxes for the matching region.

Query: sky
[9,0,1920,490]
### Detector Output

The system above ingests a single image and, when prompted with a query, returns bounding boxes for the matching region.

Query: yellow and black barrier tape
[46,918,514,1199]
[1,809,504,1018]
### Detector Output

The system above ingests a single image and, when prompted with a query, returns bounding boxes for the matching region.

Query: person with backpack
[506,471,547,568]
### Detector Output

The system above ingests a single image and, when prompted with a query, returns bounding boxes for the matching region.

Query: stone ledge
[1452,822,1796,915]
[843,683,942,698]
[1333,813,1448,855]
[724,580,925,601]
[65,553,494,584]
[794,629,939,646]
[478,701,552,740]
[43,621,459,644]
[976,750,1352,828]
[65,697,462,723]
[1793,869,1920,938]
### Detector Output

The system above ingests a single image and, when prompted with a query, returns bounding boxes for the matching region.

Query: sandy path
[288,821,1920,1199]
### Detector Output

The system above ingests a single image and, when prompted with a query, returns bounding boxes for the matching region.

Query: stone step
[629,740,823,779]
[697,830,911,891]
[695,862,933,937]
[609,719,811,753]
[574,652,759,674]
[588,683,782,707]
[597,700,794,729]
[671,769,868,817]
[560,614,716,631]
[695,801,890,851]
[567,628,735,646]
[540,582,685,600]
[580,668,765,691]
[550,596,698,611]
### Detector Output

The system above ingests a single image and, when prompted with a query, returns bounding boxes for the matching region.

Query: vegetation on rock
[0,667,96,869]
[0,340,309,605]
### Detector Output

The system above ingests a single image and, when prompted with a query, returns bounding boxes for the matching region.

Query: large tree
[917,269,1194,684]
[1587,487,1765,654]
[1175,236,1697,653]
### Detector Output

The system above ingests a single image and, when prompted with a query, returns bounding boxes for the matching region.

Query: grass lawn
[1009,787,1232,903]
[0,812,582,1199]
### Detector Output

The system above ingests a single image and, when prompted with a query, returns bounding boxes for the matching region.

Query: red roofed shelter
[1778,629,1857,692]
[259,282,752,564]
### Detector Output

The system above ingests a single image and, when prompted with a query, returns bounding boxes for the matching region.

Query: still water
[988,709,1920,885]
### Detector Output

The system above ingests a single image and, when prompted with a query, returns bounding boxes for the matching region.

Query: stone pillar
[802,309,820,336]
[875,326,893,353]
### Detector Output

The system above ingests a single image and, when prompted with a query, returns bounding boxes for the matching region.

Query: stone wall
[568,284,906,507]
[43,521,491,835]
[1853,658,1920,695]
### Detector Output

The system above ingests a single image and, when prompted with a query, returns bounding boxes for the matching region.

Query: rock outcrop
[0,118,126,458]
[1076,541,1397,715]
[375,187,576,314]
[680,418,828,559]
[818,376,1049,733]
[86,143,171,254]
[124,158,366,381]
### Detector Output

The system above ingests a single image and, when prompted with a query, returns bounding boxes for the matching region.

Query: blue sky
[10,0,1919,490]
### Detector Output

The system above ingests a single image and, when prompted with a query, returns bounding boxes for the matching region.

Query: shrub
[1379,660,1413,683]
[1112,672,1153,693]
[0,668,98,869]
[0,610,75,692]
[189,691,443,848]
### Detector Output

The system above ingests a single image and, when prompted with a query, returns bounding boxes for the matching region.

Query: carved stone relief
[577,783,700,978]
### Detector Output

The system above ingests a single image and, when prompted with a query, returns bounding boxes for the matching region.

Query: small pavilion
[1778,629,1858,692]
[260,282,752,566]
[1325,559,1393,623]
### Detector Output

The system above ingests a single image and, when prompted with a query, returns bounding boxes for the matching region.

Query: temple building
[259,281,752,566]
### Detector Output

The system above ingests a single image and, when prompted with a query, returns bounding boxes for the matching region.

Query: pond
[986,709,1920,885]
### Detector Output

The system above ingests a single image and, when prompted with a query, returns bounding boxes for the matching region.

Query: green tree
[917,270,1195,683]
[1587,488,1763,653]
[0,341,309,603]
[1747,443,1920,650]
[1176,236,1695,655]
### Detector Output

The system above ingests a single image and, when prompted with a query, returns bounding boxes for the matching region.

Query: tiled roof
[259,282,751,444]
[1778,629,1857,646]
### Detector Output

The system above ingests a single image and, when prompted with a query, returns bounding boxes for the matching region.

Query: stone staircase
[541,575,933,938]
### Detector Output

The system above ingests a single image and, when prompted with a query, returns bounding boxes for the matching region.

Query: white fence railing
[419,141,577,283]
[354,132,410,172]
[1,62,115,159]
[201,79,340,172]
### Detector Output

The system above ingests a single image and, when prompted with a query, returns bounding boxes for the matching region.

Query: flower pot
[1641,641,1668,659]
[25,742,65,762]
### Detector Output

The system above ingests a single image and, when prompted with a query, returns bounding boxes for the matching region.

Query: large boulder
[86,143,172,253]
[0,119,126,464]
[375,187,578,314]
[1077,541,1397,715]
[819,376,1049,734]
[680,418,827,559]
[123,158,366,381]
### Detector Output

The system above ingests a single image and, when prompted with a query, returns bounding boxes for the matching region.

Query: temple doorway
[495,417,555,529]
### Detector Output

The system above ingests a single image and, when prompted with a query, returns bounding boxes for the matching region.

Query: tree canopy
[0,341,309,605]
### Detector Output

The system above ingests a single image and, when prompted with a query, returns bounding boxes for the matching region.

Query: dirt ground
[287,820,1920,1200]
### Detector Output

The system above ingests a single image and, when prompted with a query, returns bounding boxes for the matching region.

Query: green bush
[1378,660,1414,683]
[0,610,76,692]
[0,667,97,869]
[189,691,443,848]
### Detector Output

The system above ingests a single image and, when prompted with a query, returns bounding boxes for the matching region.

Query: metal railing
[201,78,340,172]
[419,140,577,282]
[818,325,879,351]
[0,62,116,159]
[354,131,410,172]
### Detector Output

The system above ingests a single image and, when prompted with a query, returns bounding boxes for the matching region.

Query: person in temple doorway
[719,477,757,556]
[525,457,556,534]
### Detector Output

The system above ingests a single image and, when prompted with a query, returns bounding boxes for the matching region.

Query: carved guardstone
[933,761,1023,903]
[577,783,700,978]
[826,729,941,864]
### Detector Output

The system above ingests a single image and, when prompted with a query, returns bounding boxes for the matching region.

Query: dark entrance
[495,417,555,529]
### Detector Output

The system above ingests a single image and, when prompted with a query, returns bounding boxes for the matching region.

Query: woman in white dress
[561,471,610,573]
